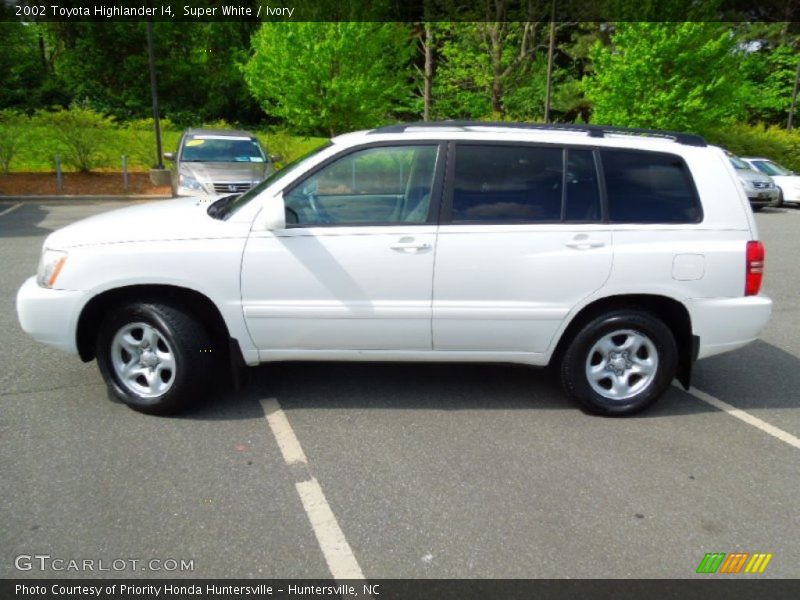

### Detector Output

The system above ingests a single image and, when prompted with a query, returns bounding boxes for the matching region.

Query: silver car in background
[742,157,800,206]
[164,129,276,197]
[727,152,780,210]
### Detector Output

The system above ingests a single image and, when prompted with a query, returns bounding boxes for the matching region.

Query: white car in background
[16,121,772,417]
[742,157,800,206]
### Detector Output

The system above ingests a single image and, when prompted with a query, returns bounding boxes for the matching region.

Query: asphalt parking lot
[1,199,798,580]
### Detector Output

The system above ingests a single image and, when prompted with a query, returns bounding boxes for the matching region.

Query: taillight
[745,240,765,296]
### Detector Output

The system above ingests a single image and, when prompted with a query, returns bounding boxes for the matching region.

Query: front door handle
[390,237,431,253]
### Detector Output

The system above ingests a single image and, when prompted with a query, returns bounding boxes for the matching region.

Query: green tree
[243,22,414,135]
[48,21,261,125]
[432,18,551,120]
[584,22,746,131]
[0,22,69,111]
[741,42,800,126]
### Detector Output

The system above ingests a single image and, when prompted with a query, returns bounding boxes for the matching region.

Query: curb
[0,195,172,202]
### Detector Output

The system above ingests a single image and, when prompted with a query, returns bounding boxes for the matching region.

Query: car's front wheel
[559,310,678,416]
[96,301,214,415]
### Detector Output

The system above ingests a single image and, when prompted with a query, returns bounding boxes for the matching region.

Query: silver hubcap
[585,329,659,401]
[110,322,176,398]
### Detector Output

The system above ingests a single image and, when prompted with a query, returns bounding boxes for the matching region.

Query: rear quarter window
[601,149,702,224]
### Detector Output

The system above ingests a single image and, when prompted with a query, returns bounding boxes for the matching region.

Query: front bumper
[688,295,773,359]
[745,188,780,207]
[16,277,85,354]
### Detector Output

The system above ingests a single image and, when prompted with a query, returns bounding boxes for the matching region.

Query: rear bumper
[779,187,800,204]
[688,295,772,359]
[16,277,84,354]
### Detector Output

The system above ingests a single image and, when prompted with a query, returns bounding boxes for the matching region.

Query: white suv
[16,122,773,416]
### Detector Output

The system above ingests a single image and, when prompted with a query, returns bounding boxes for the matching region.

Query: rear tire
[559,310,678,416]
[96,301,214,415]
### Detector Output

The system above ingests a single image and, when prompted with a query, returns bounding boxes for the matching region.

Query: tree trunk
[544,1,556,123]
[490,21,504,116]
[423,22,433,121]
[788,58,800,131]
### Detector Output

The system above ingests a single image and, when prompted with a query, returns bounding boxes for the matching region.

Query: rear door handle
[390,238,431,252]
[565,234,605,250]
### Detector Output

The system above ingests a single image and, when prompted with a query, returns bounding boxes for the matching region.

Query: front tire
[96,301,214,415]
[560,310,678,416]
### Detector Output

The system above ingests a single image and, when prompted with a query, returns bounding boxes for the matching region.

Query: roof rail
[368,120,707,147]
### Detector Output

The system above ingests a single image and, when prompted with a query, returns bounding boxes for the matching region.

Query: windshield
[220,141,333,219]
[181,136,265,163]
[752,160,793,177]
[728,155,750,170]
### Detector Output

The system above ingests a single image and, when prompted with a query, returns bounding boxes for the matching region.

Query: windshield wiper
[207,194,238,219]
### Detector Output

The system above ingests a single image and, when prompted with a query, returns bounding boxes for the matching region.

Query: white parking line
[0,203,22,217]
[677,383,800,450]
[262,397,308,465]
[259,397,365,581]
[296,477,366,580]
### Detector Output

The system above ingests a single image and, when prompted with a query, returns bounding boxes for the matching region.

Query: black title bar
[4,579,800,600]
[2,0,799,22]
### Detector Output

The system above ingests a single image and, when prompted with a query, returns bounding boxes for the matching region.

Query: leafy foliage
[2,18,799,174]
[36,105,116,172]
[705,122,800,173]
[0,110,28,173]
[0,23,69,112]
[47,21,261,126]
[244,22,415,135]
[584,22,747,131]
[431,20,555,120]
[741,45,800,125]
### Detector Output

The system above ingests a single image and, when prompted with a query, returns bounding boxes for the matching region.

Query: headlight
[179,173,204,191]
[36,249,68,288]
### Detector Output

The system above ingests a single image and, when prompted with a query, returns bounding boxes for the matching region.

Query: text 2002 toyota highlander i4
[17,122,772,416]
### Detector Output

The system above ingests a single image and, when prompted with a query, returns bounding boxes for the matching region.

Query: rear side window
[452,145,563,222]
[601,150,701,224]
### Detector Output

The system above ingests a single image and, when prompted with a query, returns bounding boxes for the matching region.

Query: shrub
[0,109,27,173]
[703,123,800,172]
[34,105,116,172]
[118,118,179,169]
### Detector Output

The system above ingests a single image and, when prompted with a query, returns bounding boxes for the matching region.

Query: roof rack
[368,120,707,147]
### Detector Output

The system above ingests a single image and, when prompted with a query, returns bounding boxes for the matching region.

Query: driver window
[285,145,439,226]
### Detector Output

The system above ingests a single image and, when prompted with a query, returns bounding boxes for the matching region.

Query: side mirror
[163,152,175,161]
[254,192,287,231]
[269,154,283,163]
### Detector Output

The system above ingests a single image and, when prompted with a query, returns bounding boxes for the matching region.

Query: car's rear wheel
[96,301,214,415]
[560,310,678,416]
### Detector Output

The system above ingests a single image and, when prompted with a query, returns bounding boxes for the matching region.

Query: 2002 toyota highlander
[16,121,772,416]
